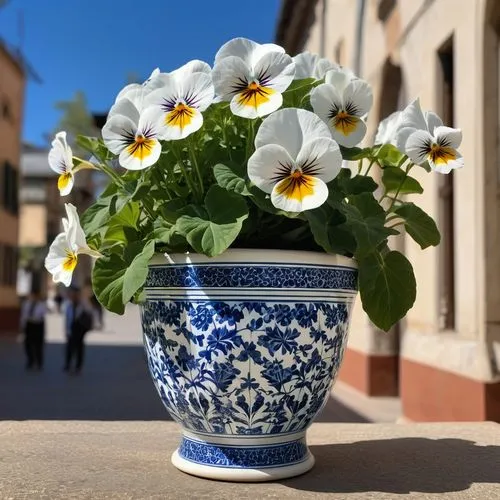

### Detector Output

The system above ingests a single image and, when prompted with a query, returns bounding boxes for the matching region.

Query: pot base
[171,431,315,482]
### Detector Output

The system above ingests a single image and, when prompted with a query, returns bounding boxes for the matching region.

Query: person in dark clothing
[20,291,47,371]
[63,286,94,374]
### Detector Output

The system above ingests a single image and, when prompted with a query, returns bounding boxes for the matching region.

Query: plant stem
[245,119,256,161]
[188,137,204,196]
[171,143,200,202]
[388,163,414,212]
[364,158,376,176]
[221,119,233,162]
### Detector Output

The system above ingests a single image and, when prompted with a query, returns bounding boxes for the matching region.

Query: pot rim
[149,248,357,269]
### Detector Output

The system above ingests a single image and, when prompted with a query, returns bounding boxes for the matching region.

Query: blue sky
[0,0,282,146]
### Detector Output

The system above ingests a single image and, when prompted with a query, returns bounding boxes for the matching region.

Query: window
[437,36,455,330]
[0,244,18,287]
[2,162,19,215]
[2,97,11,121]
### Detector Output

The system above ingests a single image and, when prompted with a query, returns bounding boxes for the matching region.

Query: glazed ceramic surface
[141,249,357,481]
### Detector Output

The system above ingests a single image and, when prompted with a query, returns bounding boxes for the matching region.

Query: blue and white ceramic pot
[141,249,357,481]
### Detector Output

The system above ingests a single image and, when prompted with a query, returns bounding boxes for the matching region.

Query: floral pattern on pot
[141,259,356,436]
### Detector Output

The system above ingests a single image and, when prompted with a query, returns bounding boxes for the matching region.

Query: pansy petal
[115,83,142,104]
[215,37,260,65]
[434,125,462,149]
[253,50,295,93]
[271,175,328,212]
[405,129,434,164]
[102,114,138,155]
[332,117,366,147]
[396,126,418,152]
[310,82,343,127]
[212,56,252,101]
[58,172,74,196]
[324,67,356,93]
[247,143,295,194]
[180,72,214,112]
[230,87,282,118]
[250,43,286,68]
[424,111,443,134]
[48,132,73,175]
[343,79,373,116]
[45,233,76,287]
[375,111,401,145]
[144,74,180,110]
[431,152,464,174]
[296,137,342,184]
[398,98,427,131]
[119,138,161,170]
[106,97,140,124]
[65,203,88,252]
[293,52,318,79]
[171,59,211,80]
[162,106,203,140]
[315,58,339,79]
[255,108,331,158]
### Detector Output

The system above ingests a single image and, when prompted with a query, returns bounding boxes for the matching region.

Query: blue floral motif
[142,260,356,439]
[258,326,300,356]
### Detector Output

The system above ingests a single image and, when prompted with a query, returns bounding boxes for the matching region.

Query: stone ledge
[1,421,499,499]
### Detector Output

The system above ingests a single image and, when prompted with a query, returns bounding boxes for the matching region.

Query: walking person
[20,291,47,371]
[63,285,94,374]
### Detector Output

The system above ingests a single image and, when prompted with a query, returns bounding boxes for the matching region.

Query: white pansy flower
[212,37,295,119]
[310,67,373,147]
[45,204,101,287]
[145,61,214,140]
[102,98,164,170]
[248,108,342,212]
[405,126,464,174]
[374,111,402,146]
[293,51,339,80]
[395,98,443,150]
[48,131,75,196]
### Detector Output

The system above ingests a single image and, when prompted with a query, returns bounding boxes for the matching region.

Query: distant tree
[125,71,141,84]
[52,91,98,157]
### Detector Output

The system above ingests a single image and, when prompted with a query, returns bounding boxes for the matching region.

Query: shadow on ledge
[0,339,367,423]
[283,438,500,494]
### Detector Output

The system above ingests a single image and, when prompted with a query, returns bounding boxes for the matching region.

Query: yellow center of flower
[57,172,73,192]
[275,172,316,201]
[166,103,195,129]
[237,82,275,109]
[333,111,359,136]
[63,250,78,272]
[126,135,156,160]
[428,144,456,165]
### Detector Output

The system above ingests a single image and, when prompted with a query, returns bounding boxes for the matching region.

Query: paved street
[0,305,366,422]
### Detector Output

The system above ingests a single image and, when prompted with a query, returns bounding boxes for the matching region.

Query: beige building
[0,43,25,335]
[277,0,500,421]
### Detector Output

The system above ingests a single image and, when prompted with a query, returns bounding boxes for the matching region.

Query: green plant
[45,40,463,331]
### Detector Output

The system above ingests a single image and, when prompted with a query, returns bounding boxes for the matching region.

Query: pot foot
[171,431,315,482]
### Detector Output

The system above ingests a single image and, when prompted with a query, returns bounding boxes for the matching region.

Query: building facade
[277,0,500,421]
[0,43,25,335]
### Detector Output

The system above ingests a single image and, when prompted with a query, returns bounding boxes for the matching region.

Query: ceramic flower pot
[141,249,357,481]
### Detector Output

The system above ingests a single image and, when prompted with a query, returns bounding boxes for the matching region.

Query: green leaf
[122,240,155,304]
[81,203,110,237]
[341,193,396,258]
[175,185,249,257]
[338,174,378,195]
[305,205,356,255]
[340,146,372,161]
[213,163,252,196]
[382,167,423,194]
[376,144,405,167]
[92,240,155,314]
[394,202,441,249]
[358,250,416,331]
[109,201,140,229]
